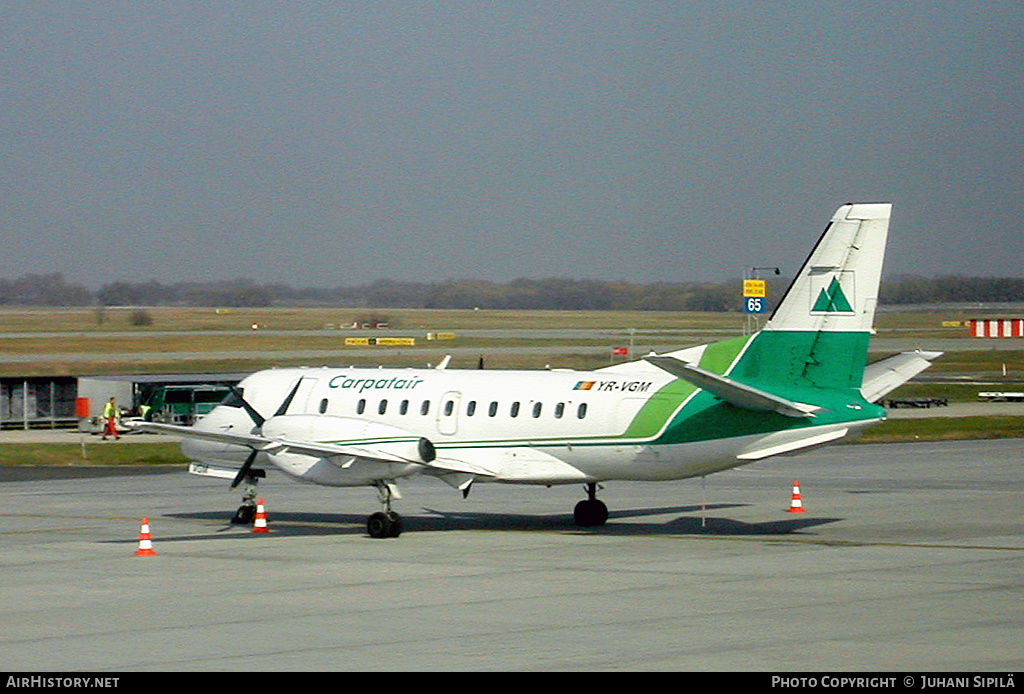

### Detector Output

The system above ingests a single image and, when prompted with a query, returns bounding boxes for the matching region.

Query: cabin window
[577,403,588,419]
[319,398,328,414]
[421,400,430,416]
[554,402,565,419]
[378,399,388,415]
[444,400,455,417]
[510,402,520,418]
[466,400,476,416]
[532,402,542,418]
[488,401,498,417]
[357,399,366,415]
[400,399,409,415]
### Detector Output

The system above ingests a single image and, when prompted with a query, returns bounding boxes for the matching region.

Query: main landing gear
[574,482,609,527]
[367,481,403,539]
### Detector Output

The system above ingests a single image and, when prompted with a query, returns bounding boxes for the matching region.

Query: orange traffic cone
[787,481,806,513]
[135,517,157,556]
[252,498,270,533]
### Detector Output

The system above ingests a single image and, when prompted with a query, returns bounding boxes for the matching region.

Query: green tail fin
[734,203,891,390]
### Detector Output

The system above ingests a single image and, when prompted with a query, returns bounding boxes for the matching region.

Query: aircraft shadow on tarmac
[154,503,840,540]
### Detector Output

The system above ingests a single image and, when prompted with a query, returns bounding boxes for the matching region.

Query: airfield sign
[743,279,768,314]
[743,279,766,297]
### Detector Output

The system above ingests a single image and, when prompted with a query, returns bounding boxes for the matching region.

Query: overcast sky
[2,1,1022,289]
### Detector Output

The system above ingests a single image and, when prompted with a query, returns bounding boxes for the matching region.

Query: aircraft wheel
[231,504,256,525]
[573,499,608,527]
[367,511,403,539]
[367,512,389,538]
[385,511,403,538]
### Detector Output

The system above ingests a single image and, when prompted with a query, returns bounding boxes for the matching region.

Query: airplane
[135,203,940,538]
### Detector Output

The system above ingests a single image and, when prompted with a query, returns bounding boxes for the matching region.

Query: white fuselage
[184,365,872,488]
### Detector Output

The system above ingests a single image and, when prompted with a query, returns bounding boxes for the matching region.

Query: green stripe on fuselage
[621,334,753,439]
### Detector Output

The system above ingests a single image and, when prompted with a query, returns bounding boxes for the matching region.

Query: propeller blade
[273,377,305,417]
[231,449,259,489]
[227,387,265,428]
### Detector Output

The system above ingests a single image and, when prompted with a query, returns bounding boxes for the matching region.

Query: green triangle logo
[813,277,854,313]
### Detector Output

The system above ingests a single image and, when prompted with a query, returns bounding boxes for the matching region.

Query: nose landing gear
[230,468,266,525]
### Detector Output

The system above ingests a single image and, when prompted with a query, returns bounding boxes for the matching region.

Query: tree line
[3,272,1023,311]
[879,275,1024,305]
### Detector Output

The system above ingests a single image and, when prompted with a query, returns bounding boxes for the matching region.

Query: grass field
[0,305,740,375]
[0,442,188,467]
[5,305,1022,384]
[0,306,743,333]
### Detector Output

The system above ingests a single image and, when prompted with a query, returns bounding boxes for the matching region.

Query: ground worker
[102,396,121,440]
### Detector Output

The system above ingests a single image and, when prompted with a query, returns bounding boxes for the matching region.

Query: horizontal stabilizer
[644,356,823,418]
[860,350,943,403]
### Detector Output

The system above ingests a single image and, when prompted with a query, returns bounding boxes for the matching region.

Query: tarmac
[0,436,1022,671]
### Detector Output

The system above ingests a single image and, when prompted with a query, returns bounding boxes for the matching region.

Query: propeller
[231,449,259,489]
[228,378,304,489]
[272,378,304,418]
[225,386,265,429]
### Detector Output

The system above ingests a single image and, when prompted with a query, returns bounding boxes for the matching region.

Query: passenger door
[437,391,461,436]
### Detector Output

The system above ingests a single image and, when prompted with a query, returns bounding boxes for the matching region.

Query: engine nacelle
[256,415,436,487]
[262,415,434,464]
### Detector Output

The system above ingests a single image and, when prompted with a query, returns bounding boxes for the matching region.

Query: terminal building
[0,373,246,430]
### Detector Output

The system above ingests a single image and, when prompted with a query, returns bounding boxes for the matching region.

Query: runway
[0,438,1022,671]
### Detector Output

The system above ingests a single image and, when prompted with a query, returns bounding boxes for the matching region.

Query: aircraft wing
[128,420,492,475]
[860,350,943,403]
[130,420,429,464]
[643,356,823,418]
[129,420,270,448]
[427,455,498,478]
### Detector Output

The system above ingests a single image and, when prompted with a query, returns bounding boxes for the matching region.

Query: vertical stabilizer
[766,203,891,335]
[732,203,892,391]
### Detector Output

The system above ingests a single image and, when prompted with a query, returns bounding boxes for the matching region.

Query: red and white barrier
[971,319,1024,338]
